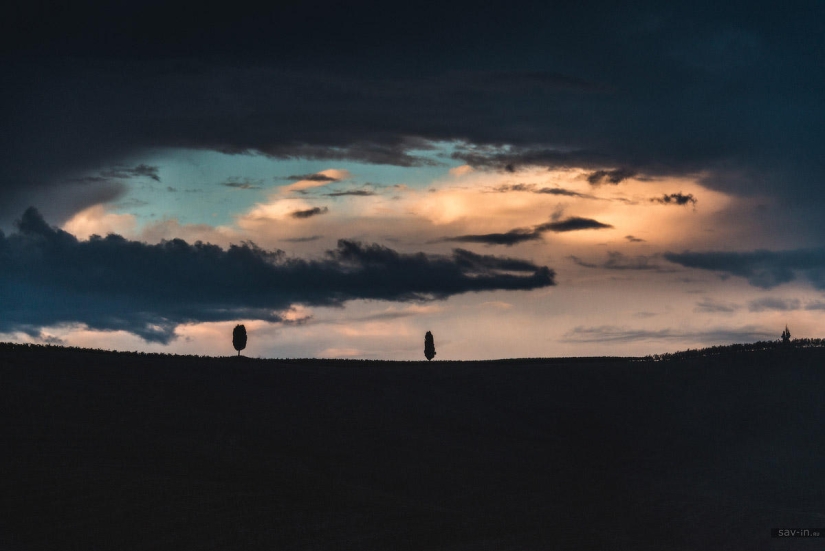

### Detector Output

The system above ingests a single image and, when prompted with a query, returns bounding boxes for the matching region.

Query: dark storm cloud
[535,217,613,233]
[291,207,329,219]
[652,192,697,206]
[664,248,825,289]
[0,208,555,343]
[2,1,824,237]
[586,169,636,186]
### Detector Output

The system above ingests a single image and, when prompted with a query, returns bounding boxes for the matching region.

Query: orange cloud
[62,205,136,239]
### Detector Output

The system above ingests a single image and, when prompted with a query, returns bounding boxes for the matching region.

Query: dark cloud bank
[0,208,555,343]
[2,1,823,233]
[665,248,825,289]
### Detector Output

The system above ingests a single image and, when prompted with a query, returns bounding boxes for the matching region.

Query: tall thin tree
[424,331,436,361]
[233,324,247,357]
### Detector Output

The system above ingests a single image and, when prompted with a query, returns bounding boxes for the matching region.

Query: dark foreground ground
[2,345,824,550]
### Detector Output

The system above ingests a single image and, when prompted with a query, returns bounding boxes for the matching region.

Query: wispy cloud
[284,169,352,192]
[535,216,613,232]
[694,298,741,313]
[222,177,264,190]
[569,251,666,271]
[285,173,339,182]
[491,183,594,199]
[586,168,636,186]
[440,215,613,246]
[325,189,377,197]
[281,235,323,243]
[652,192,697,207]
[562,325,775,344]
[747,297,801,312]
[291,206,329,219]
[437,228,541,246]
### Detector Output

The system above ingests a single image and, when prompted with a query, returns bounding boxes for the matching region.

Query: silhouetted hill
[2,342,824,550]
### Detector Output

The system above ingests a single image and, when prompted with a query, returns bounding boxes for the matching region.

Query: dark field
[2,345,824,550]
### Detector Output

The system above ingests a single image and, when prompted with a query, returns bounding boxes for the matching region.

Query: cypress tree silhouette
[424,331,436,361]
[233,324,247,357]
[781,325,791,345]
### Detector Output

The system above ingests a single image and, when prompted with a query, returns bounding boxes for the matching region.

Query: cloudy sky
[2,1,824,359]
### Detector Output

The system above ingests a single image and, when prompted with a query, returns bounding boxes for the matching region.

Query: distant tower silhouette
[233,324,247,356]
[781,325,791,345]
[424,331,436,361]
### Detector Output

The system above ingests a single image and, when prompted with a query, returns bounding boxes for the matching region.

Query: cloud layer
[665,248,825,289]
[3,1,823,232]
[0,208,555,343]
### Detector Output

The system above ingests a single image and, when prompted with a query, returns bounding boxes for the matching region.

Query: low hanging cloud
[291,206,329,219]
[0,208,555,343]
[652,192,697,207]
[664,247,825,289]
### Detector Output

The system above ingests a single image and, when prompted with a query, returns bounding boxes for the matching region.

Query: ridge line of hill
[3,338,825,364]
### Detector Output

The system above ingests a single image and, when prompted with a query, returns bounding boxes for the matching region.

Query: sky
[2,0,824,359]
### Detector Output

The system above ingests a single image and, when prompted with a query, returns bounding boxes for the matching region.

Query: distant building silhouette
[233,324,247,356]
[781,325,791,345]
[424,331,436,361]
